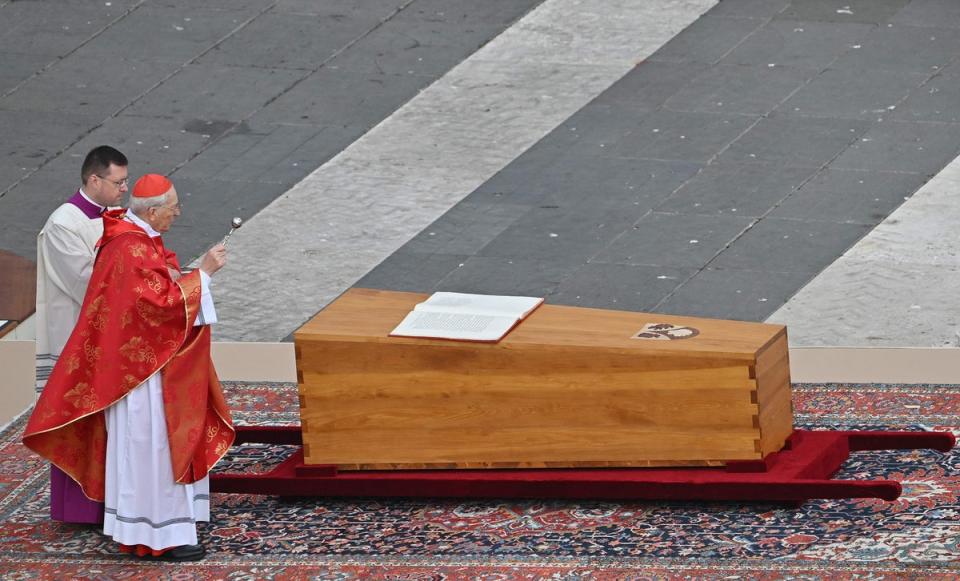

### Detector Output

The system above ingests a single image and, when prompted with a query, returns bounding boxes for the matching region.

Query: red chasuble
[23,210,234,502]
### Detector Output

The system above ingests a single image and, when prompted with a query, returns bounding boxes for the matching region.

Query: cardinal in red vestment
[23,174,234,561]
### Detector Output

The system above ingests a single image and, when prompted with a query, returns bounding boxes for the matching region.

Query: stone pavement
[769,155,960,347]
[0,0,543,258]
[353,0,960,329]
[2,0,960,346]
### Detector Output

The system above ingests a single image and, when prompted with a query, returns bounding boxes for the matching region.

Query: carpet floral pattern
[1,382,957,579]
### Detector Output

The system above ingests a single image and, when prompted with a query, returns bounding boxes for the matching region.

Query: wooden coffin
[294,288,793,470]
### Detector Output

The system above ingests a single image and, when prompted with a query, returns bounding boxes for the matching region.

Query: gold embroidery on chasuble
[214,440,229,456]
[120,310,132,328]
[66,354,80,375]
[206,424,220,443]
[142,268,165,294]
[136,297,175,327]
[64,382,97,412]
[119,336,158,366]
[83,338,102,364]
[128,242,148,259]
[85,295,110,331]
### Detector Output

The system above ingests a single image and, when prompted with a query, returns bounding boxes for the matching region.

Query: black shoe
[153,544,206,562]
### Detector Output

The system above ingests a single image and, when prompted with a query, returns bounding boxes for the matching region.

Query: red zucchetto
[132,174,172,198]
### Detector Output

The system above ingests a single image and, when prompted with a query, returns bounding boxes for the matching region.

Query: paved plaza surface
[2,0,960,346]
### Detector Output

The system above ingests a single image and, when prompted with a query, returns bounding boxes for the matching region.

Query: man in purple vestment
[35,145,129,523]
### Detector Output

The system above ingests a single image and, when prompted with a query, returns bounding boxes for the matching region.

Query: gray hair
[128,192,169,217]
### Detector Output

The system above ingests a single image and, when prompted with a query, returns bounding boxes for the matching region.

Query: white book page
[389,310,517,341]
[414,292,543,319]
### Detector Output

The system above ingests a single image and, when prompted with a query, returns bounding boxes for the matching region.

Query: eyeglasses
[96,174,129,188]
[160,202,182,212]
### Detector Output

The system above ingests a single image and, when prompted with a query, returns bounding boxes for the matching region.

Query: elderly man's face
[149,187,181,233]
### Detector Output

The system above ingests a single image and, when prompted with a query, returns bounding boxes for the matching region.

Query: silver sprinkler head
[222,217,243,246]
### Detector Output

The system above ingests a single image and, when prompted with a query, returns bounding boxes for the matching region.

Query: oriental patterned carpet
[1,382,958,580]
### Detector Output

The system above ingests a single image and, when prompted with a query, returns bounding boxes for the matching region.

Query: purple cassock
[49,191,105,524]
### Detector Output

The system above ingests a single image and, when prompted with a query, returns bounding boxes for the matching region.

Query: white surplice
[103,211,218,550]
[35,193,104,387]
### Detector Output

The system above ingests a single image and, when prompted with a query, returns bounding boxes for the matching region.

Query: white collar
[126,209,161,238]
[78,188,105,211]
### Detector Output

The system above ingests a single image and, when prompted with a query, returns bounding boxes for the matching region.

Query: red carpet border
[0,382,957,580]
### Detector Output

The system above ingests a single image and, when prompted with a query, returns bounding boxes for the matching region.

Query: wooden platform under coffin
[293,288,793,470]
